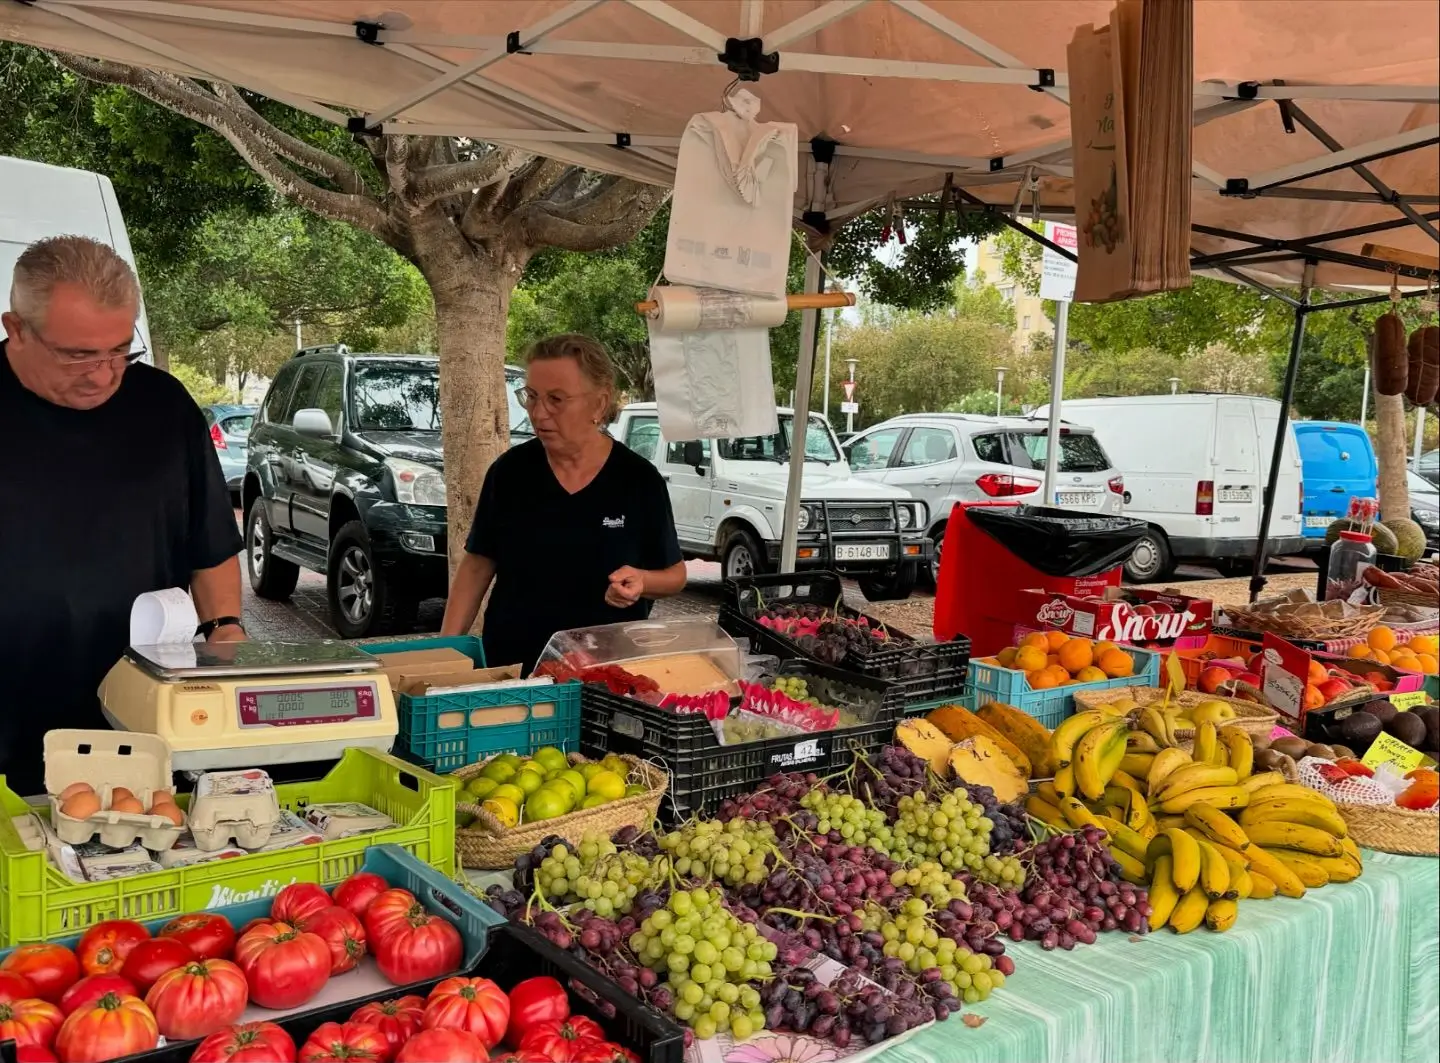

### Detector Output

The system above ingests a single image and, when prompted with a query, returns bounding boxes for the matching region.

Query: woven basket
[1337,802,1439,856]
[1071,685,1279,738]
[453,753,667,870]
[1222,603,1385,641]
[1378,587,1440,610]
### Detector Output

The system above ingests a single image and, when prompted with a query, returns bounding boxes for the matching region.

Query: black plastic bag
[968,505,1149,578]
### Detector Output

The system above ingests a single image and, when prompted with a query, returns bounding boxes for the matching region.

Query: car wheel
[1123,530,1174,583]
[859,564,918,602]
[721,527,767,582]
[920,525,946,590]
[245,499,300,599]
[328,520,418,638]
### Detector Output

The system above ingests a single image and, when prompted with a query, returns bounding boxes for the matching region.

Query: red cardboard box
[1020,587,1214,646]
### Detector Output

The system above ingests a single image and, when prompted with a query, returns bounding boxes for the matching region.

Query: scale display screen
[237,683,378,728]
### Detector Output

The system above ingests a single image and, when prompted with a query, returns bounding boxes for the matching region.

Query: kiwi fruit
[1338,712,1382,748]
[1251,736,1272,752]
[1330,744,1356,759]
[1304,743,1337,761]
[1271,736,1311,760]
[1364,701,1399,725]
[1254,748,1295,775]
[1386,712,1427,748]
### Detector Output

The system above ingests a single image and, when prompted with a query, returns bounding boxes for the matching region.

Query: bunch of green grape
[891,792,1025,886]
[533,833,659,916]
[798,790,895,852]
[657,819,776,888]
[877,898,1006,1004]
[628,887,777,1041]
[770,675,821,706]
[720,717,797,744]
[887,861,967,906]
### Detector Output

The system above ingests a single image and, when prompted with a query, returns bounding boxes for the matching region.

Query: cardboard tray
[44,729,184,850]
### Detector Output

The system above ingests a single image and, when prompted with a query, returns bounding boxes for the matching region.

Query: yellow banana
[1125,792,1155,836]
[1219,726,1253,779]
[1059,796,1103,831]
[1154,814,1189,831]
[1204,898,1238,932]
[1195,838,1234,900]
[1094,815,1150,862]
[1264,848,1330,888]
[1150,827,1200,891]
[1158,785,1251,814]
[1239,799,1348,838]
[1242,847,1307,898]
[1108,846,1148,886]
[1154,764,1239,803]
[1147,855,1179,930]
[1111,768,1145,796]
[1103,783,1136,809]
[1241,771,1288,793]
[1025,795,1067,828]
[1147,748,1192,796]
[1127,731,1161,754]
[1242,822,1345,858]
[1249,783,1339,807]
[1137,706,1168,746]
[1167,887,1209,933]
[1193,720,1218,766]
[1054,763,1077,800]
[1184,801,1253,851]
[1103,804,1126,821]
[1076,720,1130,800]
[1050,710,1113,767]
[1036,780,1060,804]
[1312,853,1362,883]
[1217,849,1253,899]
[1247,871,1277,899]
[1119,753,1155,778]
[1340,836,1363,865]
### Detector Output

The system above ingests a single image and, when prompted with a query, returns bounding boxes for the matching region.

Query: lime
[624,784,647,797]
[514,770,545,796]
[490,783,526,806]
[526,788,572,821]
[580,794,608,810]
[600,755,630,779]
[540,782,576,812]
[465,776,499,800]
[557,770,588,803]
[494,753,523,769]
[482,796,519,828]
[520,760,547,777]
[586,770,626,802]
[456,810,476,828]
[533,746,569,774]
[578,763,606,782]
[480,761,517,784]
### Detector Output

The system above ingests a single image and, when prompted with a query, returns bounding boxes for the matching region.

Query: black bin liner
[969,505,1150,578]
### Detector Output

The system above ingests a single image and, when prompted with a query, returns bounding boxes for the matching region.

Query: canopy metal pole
[780,253,824,572]
[1360,362,1371,424]
[1042,300,1070,502]
[1250,260,1316,602]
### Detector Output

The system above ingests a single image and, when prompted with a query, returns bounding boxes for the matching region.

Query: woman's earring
[592,418,600,425]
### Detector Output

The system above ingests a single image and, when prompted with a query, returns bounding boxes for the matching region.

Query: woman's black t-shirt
[465,438,682,672]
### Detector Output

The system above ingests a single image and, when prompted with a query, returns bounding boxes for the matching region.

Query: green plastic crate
[0,748,457,946]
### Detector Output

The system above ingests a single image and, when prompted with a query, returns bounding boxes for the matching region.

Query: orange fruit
[1047,653,1062,668]
[996,646,1019,668]
[1028,668,1060,690]
[1044,665,1073,686]
[1371,648,1392,665]
[1097,649,1134,678]
[1021,632,1050,651]
[1348,645,1373,660]
[1074,665,1108,683]
[1367,625,1397,653]
[1391,655,1422,673]
[1045,630,1069,652]
[1013,646,1048,673]
[1057,639,1094,675]
[1408,634,1439,656]
[1415,654,1439,675]
[1303,684,1325,711]
[1094,641,1121,660]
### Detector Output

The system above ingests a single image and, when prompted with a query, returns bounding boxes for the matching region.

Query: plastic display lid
[538,618,743,680]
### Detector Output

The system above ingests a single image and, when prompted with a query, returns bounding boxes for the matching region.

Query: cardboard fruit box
[1019,586,1214,647]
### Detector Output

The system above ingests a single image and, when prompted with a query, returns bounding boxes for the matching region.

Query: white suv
[844,413,1124,584]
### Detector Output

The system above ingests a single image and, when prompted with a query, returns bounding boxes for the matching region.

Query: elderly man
[0,236,244,796]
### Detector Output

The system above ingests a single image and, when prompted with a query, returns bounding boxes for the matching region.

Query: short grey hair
[9,235,140,329]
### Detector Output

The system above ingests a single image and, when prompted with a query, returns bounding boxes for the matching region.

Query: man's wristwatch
[196,616,246,639]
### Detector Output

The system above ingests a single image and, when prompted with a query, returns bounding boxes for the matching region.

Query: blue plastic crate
[901,692,978,718]
[364,637,581,773]
[966,646,1160,730]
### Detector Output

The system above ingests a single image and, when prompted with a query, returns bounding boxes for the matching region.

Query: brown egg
[150,803,185,826]
[60,792,102,819]
[110,786,136,803]
[59,781,95,802]
[110,796,145,814]
[151,789,174,803]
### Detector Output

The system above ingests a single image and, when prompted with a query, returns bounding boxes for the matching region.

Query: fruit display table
[872,850,1438,1063]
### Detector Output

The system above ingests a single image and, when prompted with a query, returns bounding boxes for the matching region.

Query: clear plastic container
[1326,530,1377,602]
[536,619,742,698]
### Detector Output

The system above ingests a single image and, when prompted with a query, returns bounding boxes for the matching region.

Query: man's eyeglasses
[516,387,594,413]
[20,318,148,374]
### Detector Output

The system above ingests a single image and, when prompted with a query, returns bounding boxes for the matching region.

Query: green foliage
[946,389,1024,416]
[166,361,233,406]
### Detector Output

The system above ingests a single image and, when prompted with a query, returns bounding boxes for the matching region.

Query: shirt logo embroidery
[602,516,626,529]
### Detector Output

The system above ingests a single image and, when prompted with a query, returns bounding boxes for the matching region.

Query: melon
[1324,518,1398,556]
[1380,518,1428,562]
[947,735,1027,803]
[894,718,953,775]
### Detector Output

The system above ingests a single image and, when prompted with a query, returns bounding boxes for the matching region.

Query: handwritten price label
[1361,732,1427,773]
[1389,690,1432,713]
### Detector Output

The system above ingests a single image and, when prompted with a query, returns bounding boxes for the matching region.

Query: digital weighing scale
[99,641,398,770]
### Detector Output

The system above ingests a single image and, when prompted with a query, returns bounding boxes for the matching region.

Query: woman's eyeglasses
[516,386,594,413]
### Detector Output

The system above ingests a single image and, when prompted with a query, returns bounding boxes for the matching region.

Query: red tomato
[349,996,425,1060]
[54,992,159,1063]
[369,904,461,986]
[302,908,367,975]
[120,937,195,996]
[0,997,64,1050]
[572,1044,634,1063]
[0,945,81,1005]
[565,1017,604,1045]
[331,873,389,921]
[145,958,249,1041]
[271,883,333,928]
[503,976,569,1048]
[59,976,138,1017]
[75,921,149,978]
[234,923,331,1010]
[191,1021,298,1063]
[518,1020,607,1063]
[16,1045,59,1063]
[361,890,419,944]
[393,1028,489,1063]
[422,978,509,1049]
[237,918,275,938]
[0,971,37,1004]
[297,1021,391,1063]
[159,913,237,962]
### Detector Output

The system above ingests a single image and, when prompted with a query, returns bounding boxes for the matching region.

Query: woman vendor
[441,334,686,672]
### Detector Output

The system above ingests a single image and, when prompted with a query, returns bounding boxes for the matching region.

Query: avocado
[1385,712,1427,748]
[1338,712,1382,750]
[1363,700,1399,726]
[1417,706,1439,748]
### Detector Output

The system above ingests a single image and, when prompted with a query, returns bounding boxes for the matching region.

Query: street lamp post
[994,366,1010,416]
[845,359,858,434]
[1168,376,1181,395]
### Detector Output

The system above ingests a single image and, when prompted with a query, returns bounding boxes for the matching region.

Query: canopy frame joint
[718,37,779,80]
[506,31,531,55]
[353,21,383,46]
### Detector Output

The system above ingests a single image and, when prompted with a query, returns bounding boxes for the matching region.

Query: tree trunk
[1373,389,1412,521]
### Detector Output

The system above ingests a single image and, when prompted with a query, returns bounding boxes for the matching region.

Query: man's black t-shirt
[466,438,682,672]
[0,342,243,796]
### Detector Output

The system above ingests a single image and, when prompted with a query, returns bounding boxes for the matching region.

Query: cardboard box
[373,648,471,669]
[1020,586,1214,645]
[398,664,524,696]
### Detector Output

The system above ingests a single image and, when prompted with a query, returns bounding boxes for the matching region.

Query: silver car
[202,403,256,496]
[844,413,1124,583]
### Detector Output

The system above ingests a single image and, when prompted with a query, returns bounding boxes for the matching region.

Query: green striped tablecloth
[876,851,1438,1063]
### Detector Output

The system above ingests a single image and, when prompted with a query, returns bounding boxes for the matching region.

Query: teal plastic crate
[364,637,580,773]
[966,646,1160,730]
[902,692,978,718]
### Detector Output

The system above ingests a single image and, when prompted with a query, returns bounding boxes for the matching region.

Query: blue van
[1293,421,1378,547]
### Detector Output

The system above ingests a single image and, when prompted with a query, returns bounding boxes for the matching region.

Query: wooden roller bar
[635,290,857,314]
[1361,242,1440,273]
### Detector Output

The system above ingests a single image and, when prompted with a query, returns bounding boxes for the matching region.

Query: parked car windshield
[719,414,840,463]
[351,361,441,431]
[506,371,532,436]
[1013,431,1110,473]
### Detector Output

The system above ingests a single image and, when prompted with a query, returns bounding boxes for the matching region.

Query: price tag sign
[1261,632,1311,725]
[1361,731,1427,773]
[1389,690,1432,712]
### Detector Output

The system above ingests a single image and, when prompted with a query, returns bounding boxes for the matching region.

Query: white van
[1034,395,1306,581]
[0,156,152,353]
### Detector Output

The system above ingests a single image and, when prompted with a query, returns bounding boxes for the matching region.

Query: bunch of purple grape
[954,782,1028,854]
[999,827,1151,949]
[612,824,661,859]
[741,846,901,923]
[759,965,952,1048]
[509,834,568,896]
[847,743,928,814]
[716,772,824,836]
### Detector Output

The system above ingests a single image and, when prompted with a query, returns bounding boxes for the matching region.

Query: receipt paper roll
[648,286,789,333]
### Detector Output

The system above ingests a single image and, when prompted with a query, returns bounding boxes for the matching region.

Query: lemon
[493,752,523,769]
[533,746,569,774]
[580,794,609,809]
[490,783,526,806]
[464,776,499,800]
[482,796,519,828]
[624,784,647,797]
[557,770,588,803]
[514,770,545,796]
[519,760,547,777]
[480,761,517,784]
[586,770,626,802]
[600,755,630,779]
[540,782,576,812]
[578,763,606,782]
[526,788,571,821]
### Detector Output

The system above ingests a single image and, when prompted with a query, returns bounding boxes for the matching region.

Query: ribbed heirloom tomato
[120,938,194,996]
[422,977,508,1049]
[191,1021,298,1062]
[331,873,389,921]
[0,971,38,1004]
[59,976,138,1017]
[361,889,419,943]
[366,894,461,986]
[393,1028,489,1063]
[271,883,334,928]
[54,991,159,1063]
[302,908,367,975]
[158,913,237,961]
[75,921,149,978]
[349,995,425,1059]
[518,1019,606,1063]
[0,944,81,1004]
[144,958,249,1040]
[0,997,64,1050]
[234,923,331,1010]
[298,1021,391,1062]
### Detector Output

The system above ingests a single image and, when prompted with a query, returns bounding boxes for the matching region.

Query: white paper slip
[130,588,199,646]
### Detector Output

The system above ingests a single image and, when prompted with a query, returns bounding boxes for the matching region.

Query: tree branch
[54,54,394,243]
[209,83,368,196]
[410,146,530,208]
[509,179,668,252]
[503,157,573,213]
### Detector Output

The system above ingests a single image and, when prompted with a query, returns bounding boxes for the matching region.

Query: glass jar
[1326,530,1376,601]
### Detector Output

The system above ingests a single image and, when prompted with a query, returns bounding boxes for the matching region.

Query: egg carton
[44,729,185,850]
[189,768,281,851]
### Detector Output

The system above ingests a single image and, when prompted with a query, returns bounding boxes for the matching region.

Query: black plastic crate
[580,657,898,821]
[55,923,685,1063]
[720,571,970,702]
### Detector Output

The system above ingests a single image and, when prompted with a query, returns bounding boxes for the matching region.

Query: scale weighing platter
[102,640,397,770]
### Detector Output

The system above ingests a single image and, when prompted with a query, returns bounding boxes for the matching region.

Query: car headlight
[898,505,913,529]
[796,506,811,531]
[386,458,447,506]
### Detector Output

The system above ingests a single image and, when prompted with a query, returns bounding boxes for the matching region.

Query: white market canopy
[3,0,1438,292]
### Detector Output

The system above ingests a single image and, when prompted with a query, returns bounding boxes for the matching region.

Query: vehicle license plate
[1057,492,1099,507]
[1219,487,1253,503]
[1305,515,1332,528]
[834,543,891,561]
